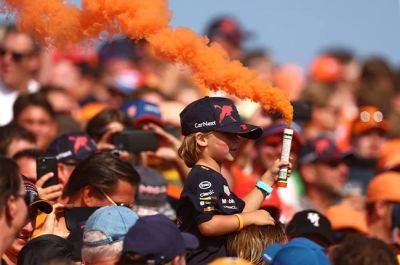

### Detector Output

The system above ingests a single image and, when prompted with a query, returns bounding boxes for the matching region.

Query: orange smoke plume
[148,28,292,122]
[1,0,293,123]
[3,0,83,46]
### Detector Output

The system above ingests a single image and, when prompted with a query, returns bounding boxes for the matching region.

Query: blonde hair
[227,224,287,265]
[178,133,211,168]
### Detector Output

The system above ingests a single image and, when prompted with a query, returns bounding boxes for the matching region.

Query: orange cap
[366,172,400,202]
[77,102,108,122]
[351,106,388,136]
[326,204,368,234]
[310,55,342,83]
[209,258,252,265]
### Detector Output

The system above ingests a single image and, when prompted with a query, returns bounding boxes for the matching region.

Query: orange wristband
[234,214,244,231]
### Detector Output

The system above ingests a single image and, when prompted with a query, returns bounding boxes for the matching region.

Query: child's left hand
[261,159,292,186]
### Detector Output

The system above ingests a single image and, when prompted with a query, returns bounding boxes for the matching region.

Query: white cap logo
[307,212,320,227]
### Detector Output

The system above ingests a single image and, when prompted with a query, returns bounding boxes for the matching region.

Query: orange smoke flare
[1,0,293,123]
[147,28,293,122]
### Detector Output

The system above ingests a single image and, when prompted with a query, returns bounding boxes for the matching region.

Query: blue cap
[46,131,97,164]
[121,99,163,126]
[83,206,139,247]
[263,237,331,265]
[123,214,199,264]
[257,120,303,143]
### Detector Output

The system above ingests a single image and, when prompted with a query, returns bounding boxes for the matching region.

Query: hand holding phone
[36,156,62,202]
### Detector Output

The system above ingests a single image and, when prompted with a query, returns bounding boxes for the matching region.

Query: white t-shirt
[0,80,39,126]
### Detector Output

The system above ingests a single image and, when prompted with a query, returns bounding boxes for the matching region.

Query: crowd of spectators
[1,15,400,265]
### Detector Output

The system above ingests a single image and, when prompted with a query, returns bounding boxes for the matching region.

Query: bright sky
[47,0,400,68]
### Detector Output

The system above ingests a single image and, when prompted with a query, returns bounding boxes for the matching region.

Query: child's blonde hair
[178,133,211,167]
[226,223,287,265]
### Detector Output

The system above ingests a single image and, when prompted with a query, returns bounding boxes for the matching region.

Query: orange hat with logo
[326,204,368,234]
[366,172,400,202]
[351,106,388,137]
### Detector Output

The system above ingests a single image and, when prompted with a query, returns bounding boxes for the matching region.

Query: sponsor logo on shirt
[222,205,238,210]
[199,181,212,189]
[194,121,216,128]
[221,198,235,204]
[200,201,212,206]
[223,185,231,196]
[199,196,216,201]
[200,190,214,197]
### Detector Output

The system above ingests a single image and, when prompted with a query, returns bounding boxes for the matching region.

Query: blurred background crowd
[1,12,400,265]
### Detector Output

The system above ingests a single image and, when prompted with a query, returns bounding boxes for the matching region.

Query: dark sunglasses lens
[11,52,23,62]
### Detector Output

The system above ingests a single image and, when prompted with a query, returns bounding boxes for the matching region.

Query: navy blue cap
[46,131,97,164]
[123,214,198,264]
[206,16,249,47]
[263,237,331,265]
[257,120,303,144]
[299,134,349,165]
[286,210,333,246]
[180,97,262,139]
[121,99,162,126]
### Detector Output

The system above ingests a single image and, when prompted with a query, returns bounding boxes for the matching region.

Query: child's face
[206,132,242,163]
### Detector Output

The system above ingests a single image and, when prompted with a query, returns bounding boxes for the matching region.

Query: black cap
[24,179,52,214]
[299,134,348,165]
[205,16,248,47]
[123,214,198,264]
[286,210,334,246]
[180,97,262,139]
[46,131,97,164]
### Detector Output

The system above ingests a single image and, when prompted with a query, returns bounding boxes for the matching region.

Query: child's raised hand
[243,210,275,226]
[261,159,292,186]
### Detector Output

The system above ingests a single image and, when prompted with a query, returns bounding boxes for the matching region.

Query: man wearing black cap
[298,134,349,212]
[37,131,97,202]
[286,209,334,248]
[2,179,52,265]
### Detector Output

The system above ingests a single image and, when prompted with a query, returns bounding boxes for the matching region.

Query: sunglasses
[0,47,33,62]
[98,188,134,209]
[325,160,343,168]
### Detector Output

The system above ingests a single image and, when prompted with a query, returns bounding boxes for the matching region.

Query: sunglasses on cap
[0,46,34,62]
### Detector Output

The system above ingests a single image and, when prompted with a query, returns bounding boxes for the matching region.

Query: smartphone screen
[112,130,159,153]
[36,156,59,188]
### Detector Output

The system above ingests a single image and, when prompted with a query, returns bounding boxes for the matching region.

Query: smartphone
[64,207,100,231]
[112,130,159,153]
[36,156,59,188]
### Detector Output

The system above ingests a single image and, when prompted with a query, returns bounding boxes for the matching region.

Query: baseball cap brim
[181,232,199,250]
[262,243,282,263]
[30,199,53,214]
[215,123,262,139]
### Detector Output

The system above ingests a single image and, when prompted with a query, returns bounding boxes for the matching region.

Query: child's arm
[242,159,290,212]
[198,210,275,236]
